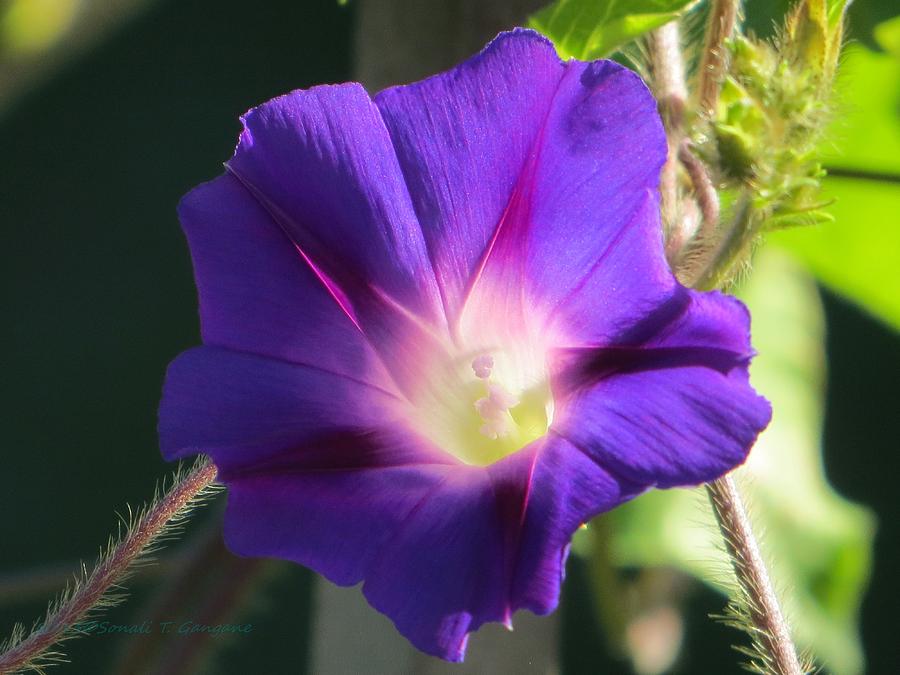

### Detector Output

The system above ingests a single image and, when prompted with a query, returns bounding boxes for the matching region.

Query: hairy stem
[698,0,739,116]
[678,140,719,238]
[706,476,803,675]
[0,459,218,674]
[648,21,687,133]
[648,20,688,244]
[672,139,721,282]
[653,4,801,671]
[681,185,802,674]
[693,191,756,290]
[686,191,800,671]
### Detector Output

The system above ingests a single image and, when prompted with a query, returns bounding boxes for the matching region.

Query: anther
[471,354,494,379]
[474,383,520,439]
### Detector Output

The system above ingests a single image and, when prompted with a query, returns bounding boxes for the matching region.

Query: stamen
[471,354,494,379]
[474,383,520,439]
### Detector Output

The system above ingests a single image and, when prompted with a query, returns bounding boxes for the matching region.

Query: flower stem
[692,191,756,290]
[0,459,218,674]
[648,20,688,244]
[648,20,687,133]
[706,476,804,675]
[657,3,802,670]
[688,192,802,671]
[698,0,739,116]
[677,140,719,238]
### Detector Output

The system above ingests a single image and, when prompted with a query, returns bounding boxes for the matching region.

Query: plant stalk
[0,460,218,674]
[677,140,719,239]
[706,476,804,675]
[687,11,800,663]
[698,0,739,116]
[648,20,688,246]
[692,191,756,289]
[687,192,802,674]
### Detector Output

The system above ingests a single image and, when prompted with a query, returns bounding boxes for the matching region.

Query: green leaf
[774,21,900,331]
[595,249,874,674]
[873,15,900,58]
[528,0,696,60]
[821,41,900,175]
[770,177,900,331]
[0,0,80,55]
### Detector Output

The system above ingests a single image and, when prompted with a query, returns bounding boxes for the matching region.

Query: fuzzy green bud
[698,4,846,234]
[713,77,764,179]
[785,0,850,82]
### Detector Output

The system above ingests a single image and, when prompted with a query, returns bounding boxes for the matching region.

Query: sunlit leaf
[595,249,874,675]
[771,177,900,331]
[822,41,900,175]
[873,15,900,58]
[0,0,80,55]
[528,0,696,60]
[774,20,900,331]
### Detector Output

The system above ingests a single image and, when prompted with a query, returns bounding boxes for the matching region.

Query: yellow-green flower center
[413,345,552,466]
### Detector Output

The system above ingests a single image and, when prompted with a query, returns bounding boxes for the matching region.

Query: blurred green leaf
[769,19,900,336]
[528,0,696,60]
[873,15,900,58]
[596,249,874,674]
[820,36,900,174]
[774,20,900,331]
[1,0,80,55]
[771,178,900,331]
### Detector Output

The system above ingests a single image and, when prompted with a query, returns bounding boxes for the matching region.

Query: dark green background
[1,1,897,673]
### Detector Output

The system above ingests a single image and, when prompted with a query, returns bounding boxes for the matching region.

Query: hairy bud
[785,0,851,82]
[701,3,847,234]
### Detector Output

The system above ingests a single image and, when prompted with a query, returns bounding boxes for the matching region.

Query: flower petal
[375,29,669,342]
[226,82,442,326]
[158,346,412,470]
[510,434,644,614]
[223,461,455,588]
[375,29,566,323]
[224,83,452,396]
[359,439,637,661]
[222,448,519,661]
[542,191,677,346]
[177,173,390,387]
[460,58,670,344]
[361,467,510,661]
[551,292,772,487]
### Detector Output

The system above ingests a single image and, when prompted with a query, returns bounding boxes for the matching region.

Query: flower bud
[784,0,850,82]
[713,77,765,179]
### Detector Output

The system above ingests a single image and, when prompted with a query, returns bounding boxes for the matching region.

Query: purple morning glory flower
[159,29,770,661]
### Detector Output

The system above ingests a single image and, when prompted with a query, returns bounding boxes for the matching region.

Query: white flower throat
[412,341,553,467]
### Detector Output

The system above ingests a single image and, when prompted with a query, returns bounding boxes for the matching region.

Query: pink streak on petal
[293,242,363,333]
